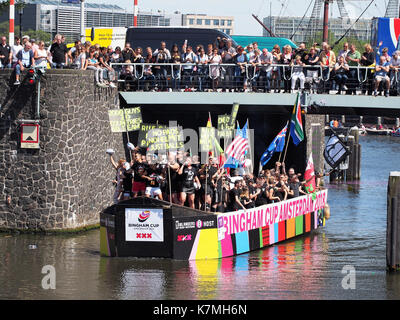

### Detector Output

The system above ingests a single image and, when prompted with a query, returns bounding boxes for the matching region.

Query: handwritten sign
[199,127,216,152]
[141,126,185,152]
[108,107,142,132]
[217,114,235,139]
[138,123,167,148]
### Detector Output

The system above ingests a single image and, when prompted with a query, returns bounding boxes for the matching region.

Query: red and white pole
[9,0,15,46]
[133,0,138,27]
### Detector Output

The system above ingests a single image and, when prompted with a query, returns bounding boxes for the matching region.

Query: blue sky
[88,0,388,35]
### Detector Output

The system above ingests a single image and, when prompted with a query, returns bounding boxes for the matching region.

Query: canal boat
[392,131,400,137]
[100,190,328,260]
[365,127,392,135]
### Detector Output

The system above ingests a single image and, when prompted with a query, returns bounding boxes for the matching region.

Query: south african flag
[290,92,304,146]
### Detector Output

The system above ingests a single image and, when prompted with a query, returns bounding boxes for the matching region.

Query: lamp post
[19,7,23,39]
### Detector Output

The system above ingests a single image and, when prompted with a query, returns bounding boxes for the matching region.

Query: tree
[0,0,26,14]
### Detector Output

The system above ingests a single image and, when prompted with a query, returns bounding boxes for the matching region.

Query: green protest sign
[138,123,167,148]
[141,126,185,152]
[199,126,216,152]
[108,107,142,132]
[230,103,239,126]
[217,114,235,139]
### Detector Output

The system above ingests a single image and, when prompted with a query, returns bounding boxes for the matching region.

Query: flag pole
[246,118,253,174]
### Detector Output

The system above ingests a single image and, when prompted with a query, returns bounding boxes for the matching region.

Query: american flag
[225,135,249,163]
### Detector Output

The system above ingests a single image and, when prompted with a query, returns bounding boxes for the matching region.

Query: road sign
[21,124,39,149]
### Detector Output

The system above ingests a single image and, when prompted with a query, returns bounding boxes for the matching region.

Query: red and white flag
[225,135,249,163]
[304,153,316,193]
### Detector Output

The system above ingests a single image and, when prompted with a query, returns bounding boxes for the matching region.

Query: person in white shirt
[338,42,349,59]
[34,41,50,68]
[390,50,400,91]
[10,37,23,67]
[290,55,305,91]
[258,48,273,92]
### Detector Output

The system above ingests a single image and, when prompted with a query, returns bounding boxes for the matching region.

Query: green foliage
[305,29,370,55]
[0,0,26,14]
[0,21,51,43]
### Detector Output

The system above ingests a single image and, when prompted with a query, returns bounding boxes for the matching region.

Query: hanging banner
[199,126,216,152]
[125,208,164,242]
[217,190,328,239]
[108,107,142,132]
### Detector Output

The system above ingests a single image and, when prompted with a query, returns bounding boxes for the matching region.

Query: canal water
[1,135,400,300]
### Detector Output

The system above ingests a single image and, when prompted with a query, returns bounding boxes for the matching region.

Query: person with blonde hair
[360,43,375,95]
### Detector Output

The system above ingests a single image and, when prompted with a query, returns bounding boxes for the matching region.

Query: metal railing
[110,62,400,94]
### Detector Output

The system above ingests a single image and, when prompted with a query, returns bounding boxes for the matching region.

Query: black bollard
[387,172,400,271]
[346,136,355,181]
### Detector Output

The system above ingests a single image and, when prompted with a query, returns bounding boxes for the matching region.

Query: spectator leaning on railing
[0,36,11,69]
[50,34,68,69]
[374,55,390,97]
[14,42,35,85]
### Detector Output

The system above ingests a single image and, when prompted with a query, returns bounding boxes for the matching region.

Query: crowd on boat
[109,148,324,213]
[1,34,399,95]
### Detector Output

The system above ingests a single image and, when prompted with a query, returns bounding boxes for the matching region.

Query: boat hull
[100,190,328,260]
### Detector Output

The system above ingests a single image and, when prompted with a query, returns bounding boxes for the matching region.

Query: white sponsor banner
[125,208,164,242]
[217,190,328,238]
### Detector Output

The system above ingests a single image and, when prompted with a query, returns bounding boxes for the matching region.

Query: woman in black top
[178,157,200,209]
[360,43,375,95]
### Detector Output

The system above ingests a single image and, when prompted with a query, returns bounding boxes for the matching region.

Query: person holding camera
[153,41,171,91]
[334,55,350,94]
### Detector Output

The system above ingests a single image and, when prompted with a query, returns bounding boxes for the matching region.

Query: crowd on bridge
[108,148,323,213]
[1,33,399,96]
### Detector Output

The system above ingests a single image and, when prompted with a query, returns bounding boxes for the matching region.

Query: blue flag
[260,124,288,166]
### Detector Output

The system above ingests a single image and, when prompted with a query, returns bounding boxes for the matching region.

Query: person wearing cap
[22,35,30,45]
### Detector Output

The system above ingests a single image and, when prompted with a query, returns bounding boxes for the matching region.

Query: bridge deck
[119,92,400,116]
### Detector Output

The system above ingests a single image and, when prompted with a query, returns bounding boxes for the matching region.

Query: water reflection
[1,135,400,299]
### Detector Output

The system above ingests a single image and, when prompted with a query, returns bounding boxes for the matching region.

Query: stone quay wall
[0,69,125,231]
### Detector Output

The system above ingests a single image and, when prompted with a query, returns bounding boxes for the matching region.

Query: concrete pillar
[396,118,400,128]
[387,172,400,271]
[378,117,382,126]
[341,115,345,125]
[325,115,330,124]
[360,116,363,124]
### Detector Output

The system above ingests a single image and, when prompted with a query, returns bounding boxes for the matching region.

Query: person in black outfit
[360,43,376,95]
[50,35,68,69]
[254,176,270,207]
[120,163,133,201]
[228,180,246,211]
[0,36,11,68]
[178,157,200,209]
[198,157,219,211]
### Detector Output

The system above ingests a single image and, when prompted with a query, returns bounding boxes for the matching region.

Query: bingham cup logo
[138,210,151,223]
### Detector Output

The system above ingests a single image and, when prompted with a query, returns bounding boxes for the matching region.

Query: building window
[189,18,194,25]
[227,20,232,26]
[205,19,211,25]
[226,29,230,35]
[214,19,219,26]
[221,20,225,26]
[197,19,202,25]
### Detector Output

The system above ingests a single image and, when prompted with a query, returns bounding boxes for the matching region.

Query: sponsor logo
[175,219,216,230]
[138,210,151,223]
[136,233,152,239]
[177,234,192,242]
